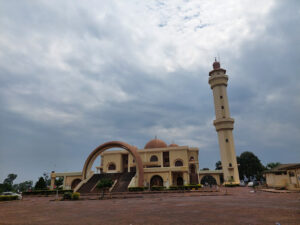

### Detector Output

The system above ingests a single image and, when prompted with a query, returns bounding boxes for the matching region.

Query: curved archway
[175,159,183,167]
[108,162,116,170]
[150,155,158,162]
[150,175,163,187]
[82,141,144,186]
[71,178,82,190]
[200,175,217,185]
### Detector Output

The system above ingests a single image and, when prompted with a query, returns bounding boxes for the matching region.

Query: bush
[150,186,166,191]
[184,184,202,190]
[23,190,72,196]
[168,186,185,190]
[224,183,240,187]
[72,192,80,200]
[0,195,18,201]
[63,192,72,200]
[128,187,146,192]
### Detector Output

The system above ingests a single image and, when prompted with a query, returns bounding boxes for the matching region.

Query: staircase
[112,172,135,192]
[78,173,122,193]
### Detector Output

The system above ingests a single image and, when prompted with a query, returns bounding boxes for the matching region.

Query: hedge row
[128,184,203,192]
[224,183,240,187]
[128,187,146,192]
[169,184,202,190]
[0,195,18,201]
[63,192,80,200]
[151,186,166,191]
[23,190,73,195]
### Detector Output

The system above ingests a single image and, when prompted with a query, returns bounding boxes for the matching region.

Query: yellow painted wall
[102,153,123,173]
[266,173,289,188]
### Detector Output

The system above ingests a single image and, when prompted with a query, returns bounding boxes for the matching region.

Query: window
[175,160,183,167]
[150,155,158,162]
[221,106,224,109]
[189,156,195,161]
[289,172,295,177]
[225,139,229,142]
[220,96,223,99]
[229,163,232,167]
[108,163,116,170]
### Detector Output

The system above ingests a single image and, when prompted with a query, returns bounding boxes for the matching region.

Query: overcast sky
[0,0,299,184]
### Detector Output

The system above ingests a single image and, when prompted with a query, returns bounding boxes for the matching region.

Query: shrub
[168,186,185,190]
[184,184,202,190]
[150,186,166,191]
[63,192,72,200]
[0,195,18,201]
[23,190,72,195]
[128,187,146,192]
[72,192,80,200]
[224,183,240,187]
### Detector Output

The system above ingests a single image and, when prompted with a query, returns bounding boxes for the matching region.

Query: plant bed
[128,187,147,192]
[0,195,19,201]
[23,190,73,196]
[150,186,166,191]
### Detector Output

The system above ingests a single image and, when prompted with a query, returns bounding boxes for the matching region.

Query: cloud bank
[0,0,299,183]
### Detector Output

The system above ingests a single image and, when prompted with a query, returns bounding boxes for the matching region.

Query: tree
[237,151,265,180]
[0,174,18,192]
[34,177,47,190]
[96,178,114,199]
[13,181,33,192]
[266,162,281,170]
[215,161,222,170]
[55,177,64,188]
[43,172,51,186]
[201,168,210,171]
[3,174,17,185]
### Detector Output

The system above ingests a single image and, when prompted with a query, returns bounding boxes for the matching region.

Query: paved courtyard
[0,187,299,225]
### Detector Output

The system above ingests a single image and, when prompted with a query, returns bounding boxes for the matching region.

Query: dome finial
[213,57,220,70]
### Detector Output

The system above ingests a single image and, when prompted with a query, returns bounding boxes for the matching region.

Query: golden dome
[144,138,167,149]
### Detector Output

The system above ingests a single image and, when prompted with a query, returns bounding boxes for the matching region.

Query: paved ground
[0,187,299,225]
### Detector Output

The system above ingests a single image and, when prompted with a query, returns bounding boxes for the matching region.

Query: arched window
[189,156,195,161]
[108,163,116,170]
[150,155,158,162]
[175,159,183,167]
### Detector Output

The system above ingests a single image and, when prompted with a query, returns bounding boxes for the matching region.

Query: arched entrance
[82,141,144,187]
[201,175,217,185]
[177,177,184,186]
[71,179,82,190]
[150,175,163,187]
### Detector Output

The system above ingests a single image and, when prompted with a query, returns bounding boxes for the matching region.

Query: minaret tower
[208,59,240,184]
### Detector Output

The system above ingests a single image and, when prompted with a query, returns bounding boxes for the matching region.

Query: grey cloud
[0,0,299,183]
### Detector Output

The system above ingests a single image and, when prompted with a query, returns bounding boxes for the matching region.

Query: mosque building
[50,61,240,192]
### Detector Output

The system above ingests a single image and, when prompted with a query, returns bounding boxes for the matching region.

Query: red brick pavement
[0,187,299,225]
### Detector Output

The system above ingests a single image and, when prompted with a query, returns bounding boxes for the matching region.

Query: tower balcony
[208,74,228,89]
[213,118,234,131]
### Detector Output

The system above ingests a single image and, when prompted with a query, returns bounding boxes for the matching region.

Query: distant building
[264,163,300,190]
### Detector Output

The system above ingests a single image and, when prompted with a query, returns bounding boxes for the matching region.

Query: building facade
[264,163,300,190]
[50,61,239,192]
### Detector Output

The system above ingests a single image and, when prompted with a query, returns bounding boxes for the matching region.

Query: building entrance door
[177,177,184,186]
[150,175,163,187]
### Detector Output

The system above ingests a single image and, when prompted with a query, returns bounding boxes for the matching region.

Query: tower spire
[208,59,240,184]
